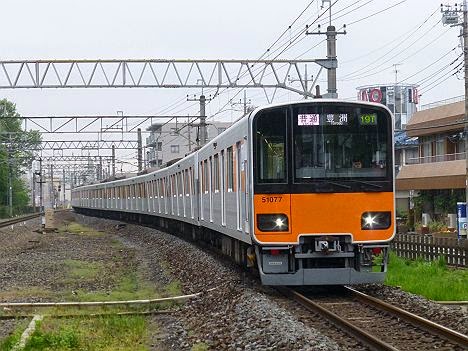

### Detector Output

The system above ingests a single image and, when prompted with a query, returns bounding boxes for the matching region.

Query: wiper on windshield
[348,180,383,188]
[323,180,352,189]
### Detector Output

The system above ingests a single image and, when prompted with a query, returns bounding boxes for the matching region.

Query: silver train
[72,100,395,285]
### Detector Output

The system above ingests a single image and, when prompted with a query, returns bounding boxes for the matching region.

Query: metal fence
[391,234,468,267]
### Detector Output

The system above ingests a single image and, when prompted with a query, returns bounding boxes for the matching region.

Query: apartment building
[396,98,466,212]
[146,120,232,168]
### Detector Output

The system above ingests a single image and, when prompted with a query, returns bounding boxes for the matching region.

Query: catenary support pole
[137,128,143,172]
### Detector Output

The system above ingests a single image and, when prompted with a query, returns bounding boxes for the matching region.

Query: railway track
[0,213,41,228]
[281,286,468,351]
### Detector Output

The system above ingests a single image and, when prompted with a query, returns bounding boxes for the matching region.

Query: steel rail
[0,213,41,228]
[280,287,399,351]
[345,286,468,349]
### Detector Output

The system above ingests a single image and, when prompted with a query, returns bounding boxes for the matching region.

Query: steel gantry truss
[39,140,138,150]
[0,59,335,97]
[12,114,194,134]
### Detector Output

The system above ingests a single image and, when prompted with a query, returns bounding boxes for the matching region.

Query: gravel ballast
[0,211,466,350]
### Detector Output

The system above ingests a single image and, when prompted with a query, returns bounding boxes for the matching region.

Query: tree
[0,99,41,217]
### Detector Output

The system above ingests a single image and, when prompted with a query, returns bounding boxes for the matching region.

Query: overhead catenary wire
[419,61,463,95]
[341,18,445,81]
[416,54,463,87]
[342,5,441,64]
[340,25,451,83]
[397,46,458,83]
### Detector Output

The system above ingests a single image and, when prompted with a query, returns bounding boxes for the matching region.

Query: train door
[153,180,157,213]
[156,179,160,213]
[175,173,180,216]
[189,167,194,219]
[221,150,226,226]
[236,142,242,231]
[241,142,249,234]
[199,162,204,221]
[183,169,188,218]
[146,181,151,213]
[170,175,175,215]
[209,156,213,222]
[164,177,169,214]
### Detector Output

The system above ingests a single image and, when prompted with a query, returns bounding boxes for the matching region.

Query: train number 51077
[261,196,282,203]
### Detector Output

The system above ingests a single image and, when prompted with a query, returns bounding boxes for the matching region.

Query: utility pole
[187,116,192,152]
[232,91,253,115]
[50,164,54,208]
[306,0,345,98]
[187,94,212,147]
[32,166,36,212]
[441,2,468,236]
[288,66,315,100]
[7,135,12,217]
[63,168,66,207]
[112,144,116,176]
[35,157,44,228]
[137,128,143,172]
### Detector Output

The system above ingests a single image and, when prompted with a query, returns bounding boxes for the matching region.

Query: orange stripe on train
[254,193,394,244]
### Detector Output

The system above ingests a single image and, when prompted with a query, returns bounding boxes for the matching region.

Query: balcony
[397,155,465,191]
[146,133,163,148]
[147,149,162,162]
[406,152,466,165]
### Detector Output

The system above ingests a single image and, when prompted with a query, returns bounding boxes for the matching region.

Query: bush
[428,220,447,233]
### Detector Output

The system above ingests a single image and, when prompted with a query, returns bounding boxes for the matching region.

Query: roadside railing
[420,95,464,110]
[391,234,467,267]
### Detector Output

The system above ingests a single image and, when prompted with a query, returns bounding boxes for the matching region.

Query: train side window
[209,156,213,192]
[178,172,183,196]
[190,167,195,195]
[172,175,176,197]
[213,154,220,192]
[203,160,209,194]
[227,146,233,191]
[185,169,189,195]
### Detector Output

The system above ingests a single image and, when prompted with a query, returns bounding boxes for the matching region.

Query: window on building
[171,145,180,153]
[157,142,162,151]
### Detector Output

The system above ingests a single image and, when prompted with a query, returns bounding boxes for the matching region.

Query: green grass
[66,272,159,302]
[58,222,103,237]
[385,252,468,301]
[23,316,148,351]
[0,320,29,351]
[64,259,103,281]
[191,342,209,351]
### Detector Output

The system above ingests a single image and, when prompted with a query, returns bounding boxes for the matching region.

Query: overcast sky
[0,0,464,170]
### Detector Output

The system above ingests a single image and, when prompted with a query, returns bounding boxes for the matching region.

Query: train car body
[72,100,395,286]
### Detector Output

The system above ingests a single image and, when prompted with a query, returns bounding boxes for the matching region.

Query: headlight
[257,214,289,232]
[361,212,391,230]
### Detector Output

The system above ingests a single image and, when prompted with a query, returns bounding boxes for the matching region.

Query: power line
[342,5,440,64]
[341,17,444,80]
[346,0,408,26]
[398,47,458,83]
[340,25,450,82]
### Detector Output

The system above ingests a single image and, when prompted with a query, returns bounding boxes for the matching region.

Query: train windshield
[253,103,393,193]
[293,104,391,182]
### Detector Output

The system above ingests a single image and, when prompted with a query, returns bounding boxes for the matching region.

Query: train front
[251,101,394,285]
